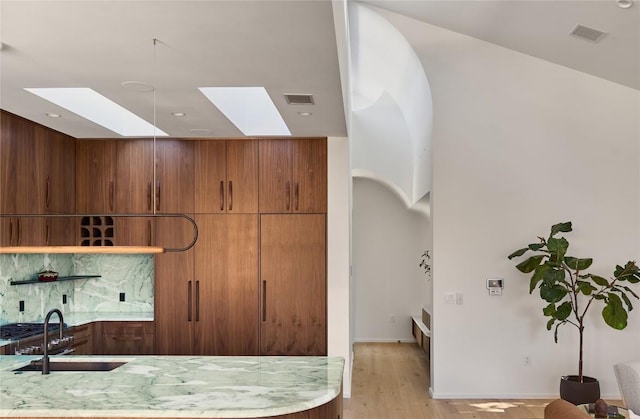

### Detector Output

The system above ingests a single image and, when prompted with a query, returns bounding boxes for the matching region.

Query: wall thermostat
[487,278,504,296]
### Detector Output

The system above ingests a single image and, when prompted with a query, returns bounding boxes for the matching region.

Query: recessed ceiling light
[46,113,61,118]
[617,0,633,8]
[26,87,168,137]
[121,81,155,92]
[171,112,186,117]
[199,87,291,136]
[297,112,312,116]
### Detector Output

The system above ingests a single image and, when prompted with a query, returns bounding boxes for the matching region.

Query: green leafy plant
[508,222,639,381]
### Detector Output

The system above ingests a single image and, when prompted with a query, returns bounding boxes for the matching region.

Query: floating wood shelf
[10,275,102,286]
[0,246,165,254]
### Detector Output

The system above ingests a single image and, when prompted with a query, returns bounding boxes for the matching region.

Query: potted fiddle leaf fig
[508,221,640,405]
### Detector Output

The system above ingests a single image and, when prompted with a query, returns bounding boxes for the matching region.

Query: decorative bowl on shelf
[37,270,58,282]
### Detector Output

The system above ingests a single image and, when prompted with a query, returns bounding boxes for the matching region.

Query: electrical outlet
[456,292,464,305]
[119,292,125,302]
[62,294,67,304]
[390,315,396,323]
[19,300,25,312]
[524,355,531,366]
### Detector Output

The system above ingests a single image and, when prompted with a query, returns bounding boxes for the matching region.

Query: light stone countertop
[0,355,344,418]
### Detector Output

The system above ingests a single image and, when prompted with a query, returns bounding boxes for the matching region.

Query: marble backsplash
[0,253,154,324]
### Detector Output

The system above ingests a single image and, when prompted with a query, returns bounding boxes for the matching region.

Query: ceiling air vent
[284,94,314,105]
[569,24,607,43]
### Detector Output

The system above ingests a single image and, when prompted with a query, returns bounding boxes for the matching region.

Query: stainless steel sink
[14,360,127,372]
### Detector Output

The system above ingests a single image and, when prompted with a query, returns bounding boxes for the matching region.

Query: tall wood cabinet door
[154,215,196,355]
[226,140,258,213]
[42,128,76,214]
[260,214,327,356]
[76,140,117,213]
[194,214,259,355]
[293,139,327,213]
[155,140,194,213]
[0,110,46,215]
[115,140,153,245]
[259,140,293,213]
[194,141,226,213]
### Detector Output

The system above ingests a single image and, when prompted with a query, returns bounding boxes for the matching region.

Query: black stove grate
[0,322,66,340]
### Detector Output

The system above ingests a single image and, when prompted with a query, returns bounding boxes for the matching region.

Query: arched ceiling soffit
[349,2,433,205]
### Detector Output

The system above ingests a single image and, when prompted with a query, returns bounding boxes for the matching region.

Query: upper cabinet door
[259,140,292,213]
[195,140,258,214]
[115,140,154,213]
[0,110,45,214]
[155,140,194,213]
[293,139,327,213]
[41,128,75,214]
[76,140,117,214]
[259,139,326,214]
[225,140,258,213]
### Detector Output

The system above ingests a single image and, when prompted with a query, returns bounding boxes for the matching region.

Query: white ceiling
[1,0,637,139]
[361,0,639,90]
[0,0,347,138]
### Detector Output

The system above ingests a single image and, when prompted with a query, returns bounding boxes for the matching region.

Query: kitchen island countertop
[0,355,344,418]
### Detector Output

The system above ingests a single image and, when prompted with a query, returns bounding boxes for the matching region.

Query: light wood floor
[343,342,618,419]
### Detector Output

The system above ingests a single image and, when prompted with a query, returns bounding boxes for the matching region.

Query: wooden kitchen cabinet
[259,139,327,213]
[70,323,93,355]
[76,140,117,214]
[155,140,194,213]
[94,321,154,355]
[155,214,259,356]
[1,110,76,246]
[193,214,259,355]
[260,214,326,356]
[195,140,258,213]
[115,140,154,246]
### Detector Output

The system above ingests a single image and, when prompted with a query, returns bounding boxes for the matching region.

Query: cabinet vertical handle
[16,218,21,245]
[9,218,13,244]
[45,176,51,208]
[45,221,50,245]
[156,180,161,211]
[285,181,291,211]
[262,280,267,322]
[109,180,115,212]
[228,181,233,211]
[294,182,299,211]
[195,281,200,322]
[219,181,224,211]
[187,281,192,322]
[146,220,152,246]
[147,182,152,211]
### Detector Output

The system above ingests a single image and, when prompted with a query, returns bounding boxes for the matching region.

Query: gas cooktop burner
[0,322,66,340]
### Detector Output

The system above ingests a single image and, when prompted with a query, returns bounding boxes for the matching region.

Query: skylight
[24,87,168,137]
[199,87,291,136]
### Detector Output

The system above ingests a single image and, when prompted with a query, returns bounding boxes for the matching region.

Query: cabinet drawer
[102,321,154,335]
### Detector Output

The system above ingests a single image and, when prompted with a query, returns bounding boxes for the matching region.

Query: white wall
[352,177,430,342]
[327,136,352,397]
[374,7,640,399]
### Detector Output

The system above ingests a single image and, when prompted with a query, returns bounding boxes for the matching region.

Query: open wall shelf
[10,275,102,286]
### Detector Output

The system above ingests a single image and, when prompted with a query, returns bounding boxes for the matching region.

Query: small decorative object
[508,222,640,404]
[594,399,608,418]
[419,250,431,279]
[37,270,58,282]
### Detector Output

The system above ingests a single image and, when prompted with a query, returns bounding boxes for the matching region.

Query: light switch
[444,292,455,304]
[456,292,463,305]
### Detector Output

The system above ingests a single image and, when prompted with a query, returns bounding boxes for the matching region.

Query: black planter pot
[560,375,601,405]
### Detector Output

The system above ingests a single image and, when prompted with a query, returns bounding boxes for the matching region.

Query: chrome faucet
[42,308,64,375]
